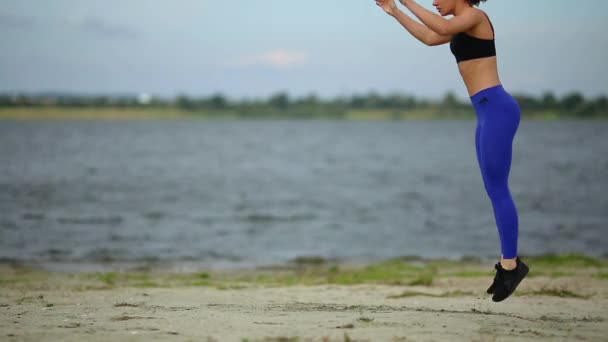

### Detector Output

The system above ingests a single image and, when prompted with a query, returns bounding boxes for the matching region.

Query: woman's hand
[375,0,399,16]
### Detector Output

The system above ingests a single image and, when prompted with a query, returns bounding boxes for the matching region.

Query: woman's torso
[452,10,501,97]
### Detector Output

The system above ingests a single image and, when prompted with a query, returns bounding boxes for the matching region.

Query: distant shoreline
[1,107,602,120]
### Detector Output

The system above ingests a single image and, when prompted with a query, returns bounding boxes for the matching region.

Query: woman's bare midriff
[457,56,502,97]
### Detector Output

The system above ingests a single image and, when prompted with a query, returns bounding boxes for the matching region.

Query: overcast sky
[1,0,607,100]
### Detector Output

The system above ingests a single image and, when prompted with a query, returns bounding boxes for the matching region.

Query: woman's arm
[376,0,452,46]
[392,8,452,46]
[400,0,481,36]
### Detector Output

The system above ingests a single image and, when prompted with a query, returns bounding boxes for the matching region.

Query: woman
[375,0,529,302]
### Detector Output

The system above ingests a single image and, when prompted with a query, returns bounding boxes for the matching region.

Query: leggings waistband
[470,84,505,104]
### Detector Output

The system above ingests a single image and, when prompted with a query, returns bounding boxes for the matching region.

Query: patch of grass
[387,290,474,299]
[219,259,435,287]
[526,270,577,278]
[0,273,42,287]
[216,283,248,290]
[345,109,393,120]
[96,272,117,285]
[0,277,20,286]
[407,273,434,286]
[192,279,212,287]
[445,271,490,278]
[124,273,152,281]
[132,280,161,288]
[595,272,608,279]
[248,274,301,287]
[327,259,427,285]
[0,257,475,289]
[0,107,192,120]
[547,271,575,278]
[83,271,170,288]
[526,254,605,268]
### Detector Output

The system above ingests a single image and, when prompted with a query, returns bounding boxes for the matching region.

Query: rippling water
[1,118,607,271]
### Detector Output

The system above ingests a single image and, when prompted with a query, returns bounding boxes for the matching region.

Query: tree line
[1,91,606,118]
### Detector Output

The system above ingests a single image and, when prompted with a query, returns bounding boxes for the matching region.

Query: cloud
[78,16,140,39]
[0,13,36,29]
[226,49,309,70]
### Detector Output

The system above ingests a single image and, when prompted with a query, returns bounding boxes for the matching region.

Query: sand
[1,265,607,341]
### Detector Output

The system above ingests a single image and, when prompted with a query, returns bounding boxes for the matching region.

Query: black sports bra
[450,12,496,63]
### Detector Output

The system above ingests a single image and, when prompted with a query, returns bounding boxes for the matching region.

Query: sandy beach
[1,256,607,341]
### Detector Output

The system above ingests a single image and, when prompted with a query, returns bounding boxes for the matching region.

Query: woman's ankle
[500,255,517,270]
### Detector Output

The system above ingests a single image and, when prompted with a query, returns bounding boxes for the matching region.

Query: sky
[1,0,607,100]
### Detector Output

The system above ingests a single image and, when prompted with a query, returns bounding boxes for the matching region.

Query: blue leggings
[471,85,521,259]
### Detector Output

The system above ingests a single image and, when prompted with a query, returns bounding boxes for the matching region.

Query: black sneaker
[490,257,529,302]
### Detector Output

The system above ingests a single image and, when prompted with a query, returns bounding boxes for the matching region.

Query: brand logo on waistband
[479,97,489,104]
